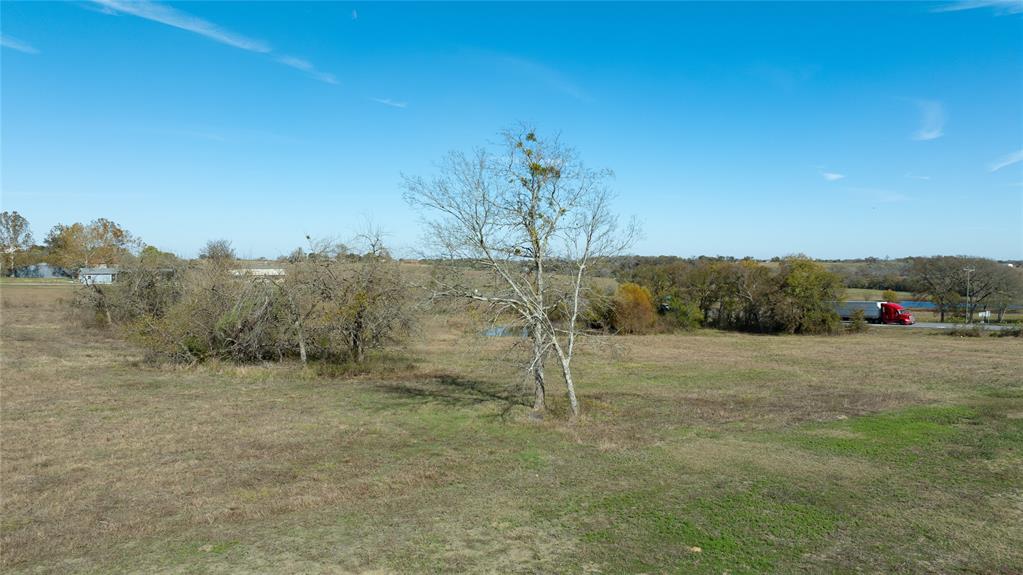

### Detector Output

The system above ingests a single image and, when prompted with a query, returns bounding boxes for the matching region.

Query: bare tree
[403,126,635,418]
[199,239,236,263]
[910,256,1016,322]
[988,266,1023,322]
[282,232,414,365]
[0,211,34,276]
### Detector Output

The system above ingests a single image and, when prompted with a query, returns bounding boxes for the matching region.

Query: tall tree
[45,218,137,270]
[987,266,1023,322]
[404,126,635,418]
[0,211,34,276]
[909,256,965,322]
[910,256,1013,322]
[771,256,843,334]
[682,259,727,325]
[958,257,1014,321]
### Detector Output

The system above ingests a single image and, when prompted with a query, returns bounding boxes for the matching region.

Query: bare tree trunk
[89,283,113,326]
[556,351,580,418]
[531,326,546,412]
[352,319,365,363]
[550,338,579,419]
[296,320,308,364]
[532,363,546,412]
[280,284,308,365]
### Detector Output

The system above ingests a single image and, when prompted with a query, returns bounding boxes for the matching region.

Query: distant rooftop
[79,267,118,275]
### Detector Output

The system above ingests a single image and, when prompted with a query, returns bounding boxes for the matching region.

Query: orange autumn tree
[613,282,657,334]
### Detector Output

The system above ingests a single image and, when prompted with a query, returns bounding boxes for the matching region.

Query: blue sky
[2,1,1021,259]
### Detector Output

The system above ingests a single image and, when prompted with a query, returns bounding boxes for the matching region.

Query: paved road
[875,322,1015,331]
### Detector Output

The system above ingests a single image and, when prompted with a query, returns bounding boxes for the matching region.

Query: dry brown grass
[2,284,1021,573]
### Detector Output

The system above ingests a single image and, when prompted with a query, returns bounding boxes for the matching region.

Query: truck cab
[880,302,914,325]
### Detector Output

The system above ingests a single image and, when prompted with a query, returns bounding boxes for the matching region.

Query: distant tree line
[601,254,1022,327]
[1,212,142,275]
[605,255,845,334]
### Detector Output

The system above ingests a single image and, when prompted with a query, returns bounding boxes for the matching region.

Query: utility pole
[963,267,975,323]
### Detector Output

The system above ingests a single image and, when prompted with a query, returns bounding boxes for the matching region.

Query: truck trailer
[831,301,914,325]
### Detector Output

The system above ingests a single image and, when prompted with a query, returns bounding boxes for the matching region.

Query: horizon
[2,1,1022,260]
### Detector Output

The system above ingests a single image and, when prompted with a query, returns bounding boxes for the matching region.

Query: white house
[229,268,286,277]
[79,267,118,285]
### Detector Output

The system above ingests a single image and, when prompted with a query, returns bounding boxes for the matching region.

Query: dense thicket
[73,249,415,364]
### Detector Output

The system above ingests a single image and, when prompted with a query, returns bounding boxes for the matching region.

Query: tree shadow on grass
[375,374,531,417]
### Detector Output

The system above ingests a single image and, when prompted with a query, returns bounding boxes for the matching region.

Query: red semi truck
[832,301,915,325]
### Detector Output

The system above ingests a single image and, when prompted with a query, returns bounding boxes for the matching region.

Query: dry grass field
[2,283,1022,573]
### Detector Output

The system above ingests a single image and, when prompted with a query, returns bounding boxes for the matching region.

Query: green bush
[662,299,702,331]
[946,325,983,337]
[847,309,868,333]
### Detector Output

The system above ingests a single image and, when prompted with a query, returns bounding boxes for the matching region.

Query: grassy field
[2,283,1022,573]
[842,288,914,301]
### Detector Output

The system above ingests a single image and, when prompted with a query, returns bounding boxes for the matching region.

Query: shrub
[69,254,185,328]
[947,325,983,338]
[583,286,616,331]
[882,289,899,303]
[847,309,868,333]
[73,252,415,365]
[611,282,657,334]
[662,299,702,331]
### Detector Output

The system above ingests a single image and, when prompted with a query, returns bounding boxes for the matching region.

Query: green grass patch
[565,482,840,574]
[784,405,978,460]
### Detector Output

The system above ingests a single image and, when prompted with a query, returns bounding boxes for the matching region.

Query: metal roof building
[78,267,118,285]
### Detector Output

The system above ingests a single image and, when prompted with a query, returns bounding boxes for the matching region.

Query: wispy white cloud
[911,99,945,141]
[371,98,408,109]
[0,34,39,54]
[905,172,932,181]
[502,55,589,102]
[988,149,1023,172]
[276,56,338,85]
[820,170,845,182]
[90,1,338,85]
[92,0,270,53]
[932,0,1023,15]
